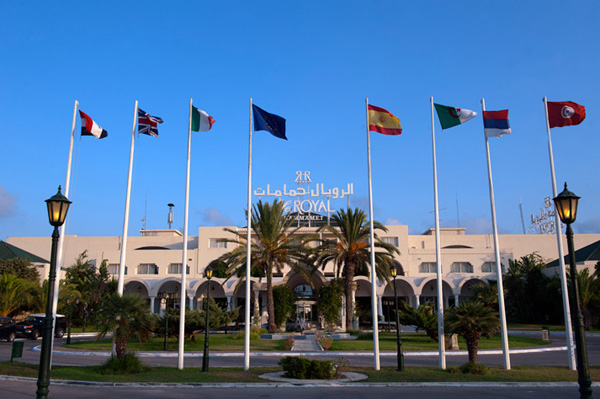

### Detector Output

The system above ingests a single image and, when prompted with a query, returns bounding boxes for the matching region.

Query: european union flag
[252,104,287,140]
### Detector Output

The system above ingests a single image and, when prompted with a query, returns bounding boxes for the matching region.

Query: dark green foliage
[279,356,335,380]
[272,285,295,329]
[459,361,490,375]
[315,208,399,330]
[96,353,149,375]
[219,200,315,333]
[397,301,439,342]
[316,278,344,328]
[0,257,40,281]
[95,293,155,359]
[445,300,500,365]
[64,251,114,329]
[503,253,563,324]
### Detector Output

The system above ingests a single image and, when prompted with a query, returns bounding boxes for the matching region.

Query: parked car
[0,317,17,342]
[16,314,67,340]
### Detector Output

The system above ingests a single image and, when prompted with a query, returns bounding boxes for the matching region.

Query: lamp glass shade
[390,264,397,278]
[205,265,213,280]
[553,183,580,224]
[45,186,71,227]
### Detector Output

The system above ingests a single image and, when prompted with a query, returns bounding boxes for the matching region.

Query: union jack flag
[138,108,164,137]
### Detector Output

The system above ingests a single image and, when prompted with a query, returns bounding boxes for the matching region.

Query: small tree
[273,285,295,330]
[0,274,41,317]
[0,257,40,281]
[316,279,344,330]
[397,301,439,342]
[445,300,500,365]
[95,293,154,360]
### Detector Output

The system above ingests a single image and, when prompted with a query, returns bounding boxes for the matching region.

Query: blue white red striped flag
[483,110,511,138]
[138,108,164,137]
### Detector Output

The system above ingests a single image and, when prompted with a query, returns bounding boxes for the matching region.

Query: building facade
[8,225,600,329]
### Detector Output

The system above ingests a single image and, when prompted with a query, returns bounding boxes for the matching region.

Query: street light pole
[554,183,592,399]
[37,186,71,399]
[390,264,404,371]
[202,265,213,372]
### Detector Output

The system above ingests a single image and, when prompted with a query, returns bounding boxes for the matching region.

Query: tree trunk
[266,267,276,333]
[115,337,127,360]
[344,263,356,331]
[465,332,480,364]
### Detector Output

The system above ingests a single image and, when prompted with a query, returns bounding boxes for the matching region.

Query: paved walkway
[291,334,322,352]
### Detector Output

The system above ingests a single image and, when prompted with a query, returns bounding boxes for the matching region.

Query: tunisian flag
[547,101,586,128]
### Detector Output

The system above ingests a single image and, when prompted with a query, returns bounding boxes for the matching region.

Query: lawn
[65,334,287,352]
[329,332,549,351]
[64,332,548,352]
[1,362,599,383]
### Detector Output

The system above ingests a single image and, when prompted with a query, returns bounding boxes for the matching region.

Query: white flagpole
[480,98,511,370]
[543,96,576,370]
[430,97,445,369]
[50,99,78,367]
[365,98,380,370]
[244,98,254,370]
[117,100,138,296]
[178,98,193,370]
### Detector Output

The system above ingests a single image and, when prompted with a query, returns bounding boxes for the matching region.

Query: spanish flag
[368,105,402,135]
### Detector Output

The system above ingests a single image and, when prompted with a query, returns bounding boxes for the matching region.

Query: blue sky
[1,1,598,241]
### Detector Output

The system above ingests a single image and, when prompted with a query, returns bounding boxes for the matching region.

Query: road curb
[1,374,599,388]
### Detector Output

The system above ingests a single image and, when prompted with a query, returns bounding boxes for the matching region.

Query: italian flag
[434,103,477,130]
[191,105,215,132]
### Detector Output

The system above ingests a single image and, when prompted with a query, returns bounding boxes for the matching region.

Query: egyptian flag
[79,110,108,139]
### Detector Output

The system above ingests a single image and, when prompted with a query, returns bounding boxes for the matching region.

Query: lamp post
[159,292,170,351]
[37,186,71,399]
[554,183,592,399]
[202,265,213,372]
[390,263,404,371]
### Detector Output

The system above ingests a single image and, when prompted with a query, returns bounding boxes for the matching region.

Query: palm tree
[397,301,439,342]
[315,208,399,330]
[95,293,154,359]
[445,300,500,365]
[218,199,314,333]
[0,274,40,317]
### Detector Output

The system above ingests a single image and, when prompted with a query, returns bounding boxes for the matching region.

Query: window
[382,236,399,247]
[137,263,158,274]
[450,262,473,273]
[209,238,227,248]
[107,264,119,275]
[482,262,495,273]
[107,264,127,275]
[419,262,437,273]
[168,263,189,274]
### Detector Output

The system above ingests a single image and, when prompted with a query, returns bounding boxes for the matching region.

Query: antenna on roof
[168,203,175,229]
[141,194,147,231]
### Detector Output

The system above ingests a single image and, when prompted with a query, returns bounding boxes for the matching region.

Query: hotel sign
[253,171,353,224]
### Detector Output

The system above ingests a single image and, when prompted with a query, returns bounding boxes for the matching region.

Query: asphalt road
[0,379,595,399]
[2,331,599,399]
[2,331,599,369]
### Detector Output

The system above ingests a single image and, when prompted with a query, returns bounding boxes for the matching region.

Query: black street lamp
[390,263,404,371]
[202,265,213,372]
[554,183,592,399]
[37,186,71,399]
[159,292,170,351]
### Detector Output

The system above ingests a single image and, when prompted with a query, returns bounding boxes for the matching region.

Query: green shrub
[459,362,490,375]
[96,353,149,375]
[357,332,373,340]
[347,329,360,336]
[279,356,335,380]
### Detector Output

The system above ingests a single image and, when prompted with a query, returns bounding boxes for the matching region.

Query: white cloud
[0,185,16,218]
[198,207,233,226]
[384,218,404,225]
